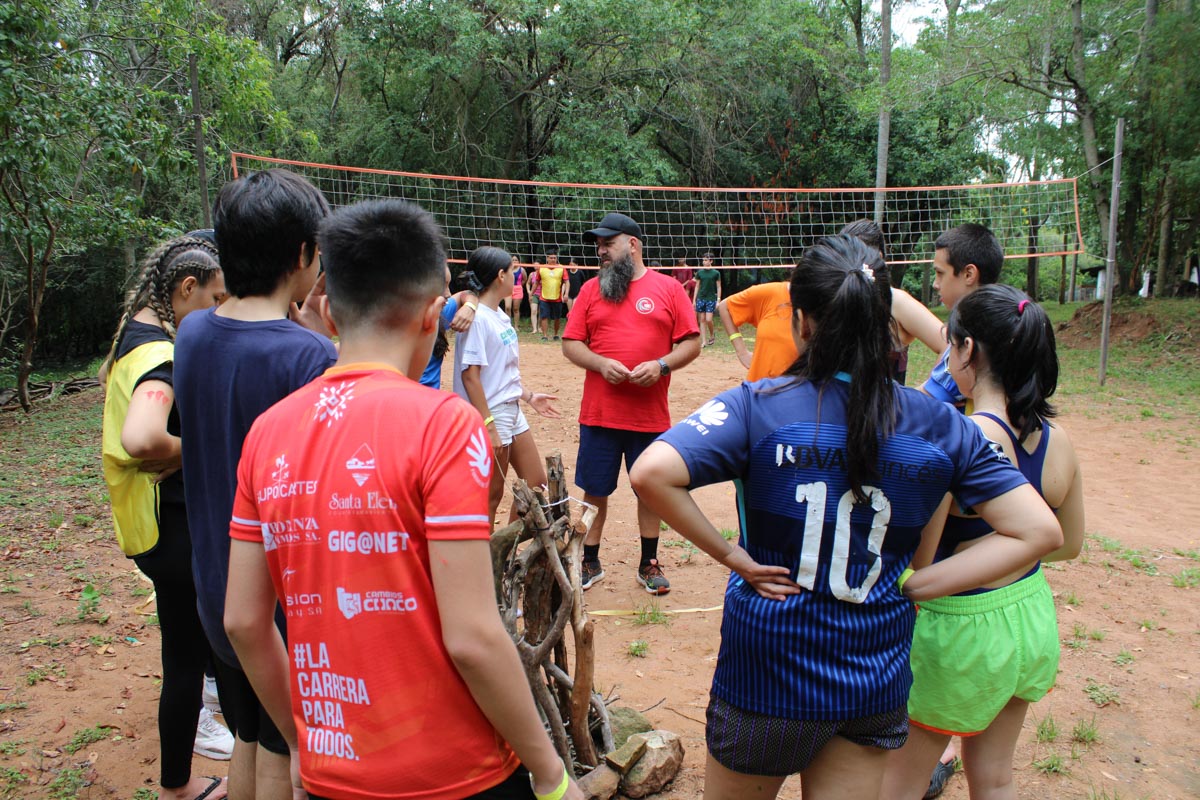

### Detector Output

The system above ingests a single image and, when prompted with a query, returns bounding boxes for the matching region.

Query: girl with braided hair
[102,235,231,800]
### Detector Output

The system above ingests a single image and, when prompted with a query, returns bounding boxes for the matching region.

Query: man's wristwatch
[657,358,670,375]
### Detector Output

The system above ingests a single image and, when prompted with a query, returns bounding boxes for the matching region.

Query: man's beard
[599,253,635,302]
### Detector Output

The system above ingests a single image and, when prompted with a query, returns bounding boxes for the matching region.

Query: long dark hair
[787,234,895,502]
[946,285,1058,442]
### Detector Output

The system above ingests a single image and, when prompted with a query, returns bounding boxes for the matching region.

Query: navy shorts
[211,655,290,755]
[575,425,661,497]
[706,694,908,776]
[540,299,565,320]
[695,299,717,314]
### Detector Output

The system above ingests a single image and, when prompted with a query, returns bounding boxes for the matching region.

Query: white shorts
[490,399,530,447]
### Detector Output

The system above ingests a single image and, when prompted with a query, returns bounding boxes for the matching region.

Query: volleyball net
[231,152,1085,270]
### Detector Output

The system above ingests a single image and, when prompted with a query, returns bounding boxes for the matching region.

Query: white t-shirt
[453,304,523,407]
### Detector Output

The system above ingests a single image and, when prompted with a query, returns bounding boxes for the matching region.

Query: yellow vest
[539,267,565,301]
[102,339,175,557]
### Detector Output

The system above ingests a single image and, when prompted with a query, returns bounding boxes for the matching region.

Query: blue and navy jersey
[657,376,1026,720]
[922,347,965,407]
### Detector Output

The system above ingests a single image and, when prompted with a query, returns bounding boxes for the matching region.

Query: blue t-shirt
[419,297,459,389]
[174,308,337,666]
[657,377,1026,720]
[922,348,965,407]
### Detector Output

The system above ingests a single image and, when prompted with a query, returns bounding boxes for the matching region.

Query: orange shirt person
[717,281,798,381]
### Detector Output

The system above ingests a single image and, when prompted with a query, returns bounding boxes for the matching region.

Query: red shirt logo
[635,297,655,314]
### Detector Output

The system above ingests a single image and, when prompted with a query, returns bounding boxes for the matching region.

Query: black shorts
[211,655,290,755]
[540,299,565,320]
[706,694,908,776]
[307,764,534,799]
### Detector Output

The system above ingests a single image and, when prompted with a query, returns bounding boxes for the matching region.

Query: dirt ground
[1,337,1197,799]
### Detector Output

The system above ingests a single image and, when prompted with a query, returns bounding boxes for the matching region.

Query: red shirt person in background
[562,213,700,596]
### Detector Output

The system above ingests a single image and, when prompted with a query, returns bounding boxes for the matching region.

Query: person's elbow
[224,597,269,651]
[1028,508,1064,558]
[675,335,701,365]
[442,620,508,676]
[120,427,175,461]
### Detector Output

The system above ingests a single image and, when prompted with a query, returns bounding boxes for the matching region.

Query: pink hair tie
[1018,299,1030,315]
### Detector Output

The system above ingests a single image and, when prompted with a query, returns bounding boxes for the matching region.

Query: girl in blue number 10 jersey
[630,235,1062,800]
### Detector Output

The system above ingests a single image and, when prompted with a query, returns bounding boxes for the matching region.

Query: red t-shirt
[562,270,699,432]
[230,364,517,800]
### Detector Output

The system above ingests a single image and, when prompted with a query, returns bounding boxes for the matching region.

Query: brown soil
[1055,300,1198,352]
[1,341,1197,799]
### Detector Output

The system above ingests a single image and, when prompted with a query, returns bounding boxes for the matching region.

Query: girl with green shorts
[881,285,1085,799]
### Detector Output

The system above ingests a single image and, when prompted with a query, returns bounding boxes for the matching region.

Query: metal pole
[190,54,211,228]
[1099,118,1125,386]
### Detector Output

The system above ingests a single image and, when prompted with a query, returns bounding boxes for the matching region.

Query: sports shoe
[202,674,221,713]
[194,707,234,760]
[924,759,956,799]
[637,559,671,595]
[581,559,605,590]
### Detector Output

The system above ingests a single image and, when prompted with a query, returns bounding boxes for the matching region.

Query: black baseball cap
[583,212,643,243]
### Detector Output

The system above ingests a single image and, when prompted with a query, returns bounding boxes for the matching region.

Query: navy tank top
[935,413,1053,568]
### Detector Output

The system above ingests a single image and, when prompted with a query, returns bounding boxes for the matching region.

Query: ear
[177,275,198,299]
[318,295,338,338]
[960,335,977,365]
[962,263,980,287]
[421,294,446,335]
[297,241,318,273]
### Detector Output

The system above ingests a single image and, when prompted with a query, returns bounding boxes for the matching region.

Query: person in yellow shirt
[538,246,566,340]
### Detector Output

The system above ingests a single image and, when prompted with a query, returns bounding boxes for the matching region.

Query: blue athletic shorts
[574,425,661,497]
[695,299,717,314]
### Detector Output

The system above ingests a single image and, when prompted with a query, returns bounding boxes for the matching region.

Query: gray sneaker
[581,559,605,590]
[637,559,671,595]
[194,707,233,760]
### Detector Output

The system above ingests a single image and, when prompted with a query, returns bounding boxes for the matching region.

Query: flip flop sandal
[924,760,955,799]
[192,776,227,800]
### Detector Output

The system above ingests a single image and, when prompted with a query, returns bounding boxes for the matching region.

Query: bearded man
[562,213,701,595]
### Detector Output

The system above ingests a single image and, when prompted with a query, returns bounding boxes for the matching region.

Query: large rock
[620,730,685,798]
[607,706,653,748]
[577,764,620,800]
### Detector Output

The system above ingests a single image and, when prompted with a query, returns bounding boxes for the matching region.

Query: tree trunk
[1155,170,1174,295]
[1071,0,1110,248]
[873,0,892,225]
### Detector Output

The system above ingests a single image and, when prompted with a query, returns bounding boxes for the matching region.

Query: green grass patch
[633,604,671,626]
[627,640,649,658]
[1032,753,1068,775]
[63,725,109,754]
[1072,716,1100,745]
[1084,679,1120,707]
[1113,649,1135,666]
[1171,568,1200,588]
[1035,714,1059,743]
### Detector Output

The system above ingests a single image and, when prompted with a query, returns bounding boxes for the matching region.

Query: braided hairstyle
[104,236,221,371]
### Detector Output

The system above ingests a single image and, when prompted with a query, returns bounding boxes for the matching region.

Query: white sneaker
[194,707,234,760]
[202,674,221,713]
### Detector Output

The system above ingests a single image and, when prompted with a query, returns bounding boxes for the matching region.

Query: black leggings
[133,501,212,789]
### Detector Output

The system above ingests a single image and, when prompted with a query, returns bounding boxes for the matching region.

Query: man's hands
[628,360,664,387]
[290,273,333,338]
[598,358,633,385]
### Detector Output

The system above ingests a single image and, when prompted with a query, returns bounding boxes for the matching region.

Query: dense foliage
[2,0,1196,403]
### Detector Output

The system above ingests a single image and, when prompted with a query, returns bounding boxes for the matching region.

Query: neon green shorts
[907,567,1059,736]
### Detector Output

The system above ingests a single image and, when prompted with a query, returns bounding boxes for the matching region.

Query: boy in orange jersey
[224,199,581,800]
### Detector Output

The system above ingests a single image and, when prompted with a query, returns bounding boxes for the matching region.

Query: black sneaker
[637,559,671,595]
[581,559,605,590]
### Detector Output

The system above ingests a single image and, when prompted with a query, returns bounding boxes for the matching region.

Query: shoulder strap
[972,411,1021,449]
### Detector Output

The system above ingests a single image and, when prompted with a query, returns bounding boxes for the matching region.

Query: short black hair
[545,245,559,256]
[212,169,330,298]
[319,200,447,329]
[934,223,1003,284]
[839,219,888,260]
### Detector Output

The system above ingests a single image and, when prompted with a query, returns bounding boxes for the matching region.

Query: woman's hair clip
[1017,299,1030,315]
[860,263,875,283]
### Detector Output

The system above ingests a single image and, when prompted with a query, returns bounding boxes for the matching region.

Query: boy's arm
[890,287,945,353]
[717,300,752,369]
[430,538,582,800]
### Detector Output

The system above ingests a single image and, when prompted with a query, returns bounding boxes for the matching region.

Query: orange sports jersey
[724,281,798,381]
[230,364,517,800]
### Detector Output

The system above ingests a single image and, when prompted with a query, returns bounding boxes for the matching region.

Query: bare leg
[881,724,952,799]
[960,698,1028,800]
[799,734,889,800]
[583,493,607,547]
[702,752,787,800]
[637,497,661,541]
[489,444,513,525]
[226,738,255,800]
[255,746,292,800]
[507,430,548,523]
